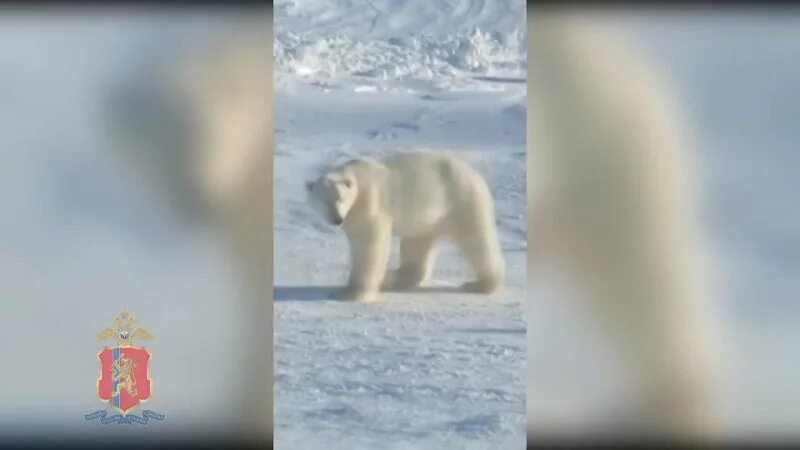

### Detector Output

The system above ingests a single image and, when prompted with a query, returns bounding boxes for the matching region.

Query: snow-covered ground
[273,1,527,449]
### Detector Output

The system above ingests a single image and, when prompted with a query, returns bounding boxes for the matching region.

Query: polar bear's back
[382,150,492,236]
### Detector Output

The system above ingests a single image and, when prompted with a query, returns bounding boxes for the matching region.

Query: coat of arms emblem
[96,311,154,414]
[85,311,164,425]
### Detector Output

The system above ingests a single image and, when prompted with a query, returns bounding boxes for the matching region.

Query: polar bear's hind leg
[451,198,504,294]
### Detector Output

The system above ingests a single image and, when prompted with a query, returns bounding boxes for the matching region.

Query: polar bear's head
[305,171,357,226]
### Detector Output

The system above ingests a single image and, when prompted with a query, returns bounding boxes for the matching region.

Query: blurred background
[0,7,272,446]
[528,8,800,444]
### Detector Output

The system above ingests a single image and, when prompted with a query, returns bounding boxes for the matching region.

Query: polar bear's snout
[306,175,355,227]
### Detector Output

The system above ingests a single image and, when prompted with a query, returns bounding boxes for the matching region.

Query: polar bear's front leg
[342,218,392,301]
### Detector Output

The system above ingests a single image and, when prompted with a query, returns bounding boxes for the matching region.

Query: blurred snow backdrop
[526,10,800,442]
[0,9,272,445]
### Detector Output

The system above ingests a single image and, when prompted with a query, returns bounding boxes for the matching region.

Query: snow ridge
[275,28,526,86]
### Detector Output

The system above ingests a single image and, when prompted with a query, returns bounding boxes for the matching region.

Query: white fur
[307,151,505,302]
[529,11,725,440]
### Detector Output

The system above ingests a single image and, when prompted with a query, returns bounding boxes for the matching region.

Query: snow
[273,0,527,448]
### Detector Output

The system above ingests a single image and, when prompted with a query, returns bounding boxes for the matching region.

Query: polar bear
[528,10,726,442]
[306,151,504,302]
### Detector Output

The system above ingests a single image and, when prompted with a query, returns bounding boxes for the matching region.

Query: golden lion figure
[112,355,138,397]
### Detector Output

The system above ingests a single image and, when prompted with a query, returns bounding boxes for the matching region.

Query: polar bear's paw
[461,276,501,295]
[380,270,399,291]
[337,285,379,302]
[381,268,425,292]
